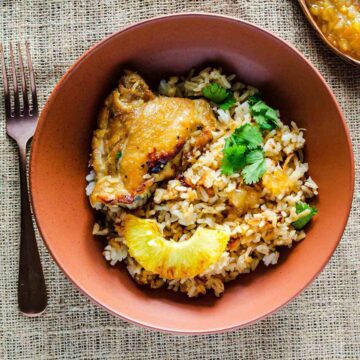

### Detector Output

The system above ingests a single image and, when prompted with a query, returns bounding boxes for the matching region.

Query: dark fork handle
[18,143,47,316]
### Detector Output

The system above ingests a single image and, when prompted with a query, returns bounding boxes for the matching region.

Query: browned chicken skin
[90,71,216,208]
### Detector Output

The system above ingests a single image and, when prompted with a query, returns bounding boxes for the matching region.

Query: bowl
[297,0,360,67]
[30,13,354,334]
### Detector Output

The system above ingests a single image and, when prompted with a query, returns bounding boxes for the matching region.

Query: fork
[0,42,47,316]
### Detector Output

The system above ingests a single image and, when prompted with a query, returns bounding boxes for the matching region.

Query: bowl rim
[29,12,355,335]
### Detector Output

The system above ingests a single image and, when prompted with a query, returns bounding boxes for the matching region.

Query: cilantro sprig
[292,202,318,230]
[248,95,281,131]
[202,83,236,111]
[221,124,266,184]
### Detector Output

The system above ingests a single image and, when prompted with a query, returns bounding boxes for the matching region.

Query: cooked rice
[88,68,318,298]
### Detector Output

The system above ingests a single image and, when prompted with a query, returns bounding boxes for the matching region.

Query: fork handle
[18,143,47,316]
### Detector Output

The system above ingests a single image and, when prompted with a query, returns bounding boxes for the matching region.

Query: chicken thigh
[90,71,216,208]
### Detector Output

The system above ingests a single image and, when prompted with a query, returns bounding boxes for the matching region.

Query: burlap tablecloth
[0,1,359,359]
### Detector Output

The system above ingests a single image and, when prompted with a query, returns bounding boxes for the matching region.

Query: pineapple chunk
[262,169,295,196]
[229,187,261,213]
[124,215,229,280]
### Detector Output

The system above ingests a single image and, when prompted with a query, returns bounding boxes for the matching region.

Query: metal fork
[0,42,47,316]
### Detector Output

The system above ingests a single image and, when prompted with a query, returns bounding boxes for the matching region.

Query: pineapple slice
[124,215,229,280]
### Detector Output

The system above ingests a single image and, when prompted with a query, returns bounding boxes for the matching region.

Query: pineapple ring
[124,215,229,280]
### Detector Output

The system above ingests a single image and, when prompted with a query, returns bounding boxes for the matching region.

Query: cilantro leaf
[245,149,265,164]
[221,156,235,176]
[265,107,279,122]
[202,83,237,110]
[219,94,236,110]
[249,97,280,131]
[233,124,263,149]
[115,151,122,161]
[292,202,318,230]
[221,143,247,175]
[252,101,269,113]
[253,114,274,131]
[248,94,262,106]
[241,149,266,184]
[202,83,229,103]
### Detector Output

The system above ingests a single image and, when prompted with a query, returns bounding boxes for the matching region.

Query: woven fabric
[0,1,359,359]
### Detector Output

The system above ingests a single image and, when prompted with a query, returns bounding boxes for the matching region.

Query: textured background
[0,1,359,359]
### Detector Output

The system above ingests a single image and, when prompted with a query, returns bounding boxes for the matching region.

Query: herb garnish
[248,93,262,106]
[248,95,281,131]
[231,123,263,149]
[292,202,318,230]
[202,83,228,103]
[221,140,247,176]
[221,123,266,184]
[242,149,266,184]
[202,83,236,110]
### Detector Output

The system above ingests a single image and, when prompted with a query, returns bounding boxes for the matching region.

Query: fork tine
[25,41,38,116]
[17,43,29,116]
[0,43,12,118]
[9,43,20,117]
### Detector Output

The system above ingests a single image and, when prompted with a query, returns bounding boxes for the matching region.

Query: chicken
[90,71,216,208]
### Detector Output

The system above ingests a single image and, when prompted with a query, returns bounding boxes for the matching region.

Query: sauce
[306,0,360,60]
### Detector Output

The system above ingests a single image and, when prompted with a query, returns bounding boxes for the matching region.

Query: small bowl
[30,13,354,334]
[297,0,360,67]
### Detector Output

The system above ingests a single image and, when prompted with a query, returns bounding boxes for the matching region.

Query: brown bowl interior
[30,14,354,334]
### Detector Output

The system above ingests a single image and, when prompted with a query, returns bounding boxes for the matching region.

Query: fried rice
[87,68,318,298]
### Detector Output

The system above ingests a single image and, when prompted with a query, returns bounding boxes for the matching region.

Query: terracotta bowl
[30,14,354,334]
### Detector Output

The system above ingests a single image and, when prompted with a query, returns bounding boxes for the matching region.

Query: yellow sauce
[306,0,360,60]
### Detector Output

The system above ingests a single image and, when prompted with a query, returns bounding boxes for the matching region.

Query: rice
[87,68,318,298]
